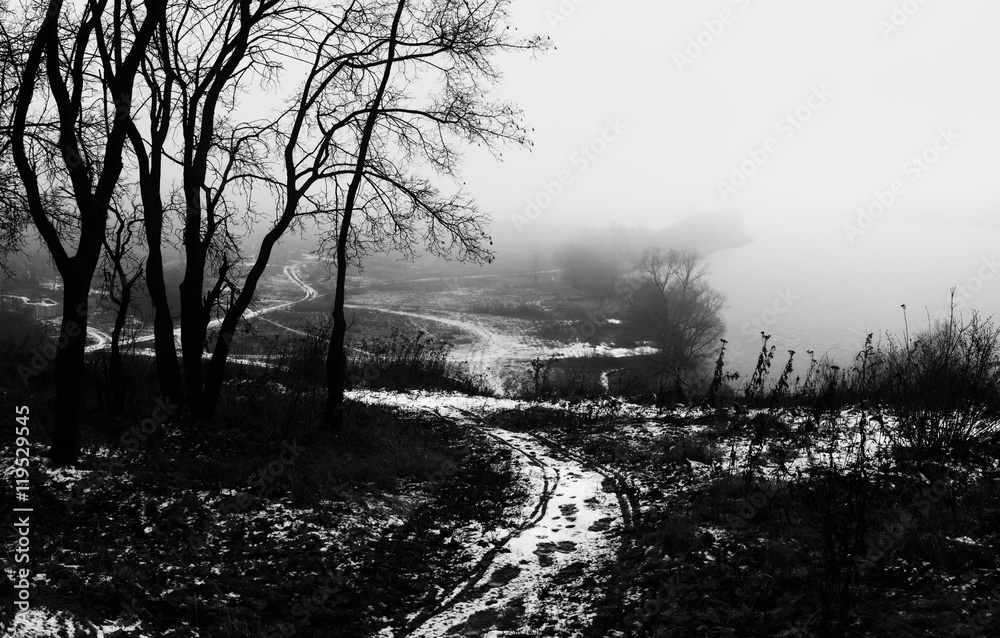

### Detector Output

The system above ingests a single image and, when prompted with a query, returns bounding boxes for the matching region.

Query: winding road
[343,304,508,392]
[84,327,112,353]
[85,256,320,355]
[83,256,611,395]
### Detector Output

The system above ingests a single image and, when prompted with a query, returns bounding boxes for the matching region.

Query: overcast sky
[462,0,1000,233]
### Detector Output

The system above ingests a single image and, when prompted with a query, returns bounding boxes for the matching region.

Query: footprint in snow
[534,543,579,567]
[489,564,521,586]
[588,517,614,532]
[535,540,577,556]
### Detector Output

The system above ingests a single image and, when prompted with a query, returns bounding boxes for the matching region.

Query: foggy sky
[464,0,1000,234]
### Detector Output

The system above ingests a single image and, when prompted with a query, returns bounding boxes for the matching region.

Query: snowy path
[344,304,508,392]
[84,258,320,374]
[123,256,319,350]
[343,304,595,395]
[343,303,656,395]
[84,327,112,353]
[359,392,633,638]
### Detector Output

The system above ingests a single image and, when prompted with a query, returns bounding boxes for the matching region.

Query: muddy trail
[360,391,639,637]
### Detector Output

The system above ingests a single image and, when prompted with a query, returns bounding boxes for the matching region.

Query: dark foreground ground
[3,379,1000,637]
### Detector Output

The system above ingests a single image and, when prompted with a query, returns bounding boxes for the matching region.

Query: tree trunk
[145,241,183,403]
[324,267,349,427]
[179,250,206,408]
[323,0,406,426]
[108,295,126,412]
[107,272,139,412]
[126,118,185,405]
[201,225,289,417]
[200,314,232,419]
[49,276,91,466]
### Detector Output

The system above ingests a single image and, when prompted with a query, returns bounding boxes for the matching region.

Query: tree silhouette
[624,248,726,374]
[5,0,164,465]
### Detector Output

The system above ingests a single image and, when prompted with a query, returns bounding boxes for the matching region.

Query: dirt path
[344,304,509,391]
[84,327,112,353]
[122,256,320,350]
[342,303,597,395]
[359,392,633,637]
[89,258,320,370]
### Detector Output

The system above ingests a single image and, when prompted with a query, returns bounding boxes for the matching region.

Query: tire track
[467,404,642,549]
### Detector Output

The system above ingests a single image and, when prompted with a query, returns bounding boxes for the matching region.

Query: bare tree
[201,3,387,416]
[527,240,543,286]
[0,159,27,278]
[557,241,621,300]
[0,0,29,276]
[99,191,145,412]
[122,8,183,404]
[169,0,280,410]
[126,0,320,413]
[624,248,726,374]
[1,0,546,451]
[4,0,164,465]
[319,0,547,425]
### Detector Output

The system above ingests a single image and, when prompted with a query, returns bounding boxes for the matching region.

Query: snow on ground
[84,327,112,352]
[355,391,626,637]
[709,408,904,478]
[409,429,619,637]
[0,607,147,638]
[126,256,320,350]
[556,342,659,358]
[343,303,660,395]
